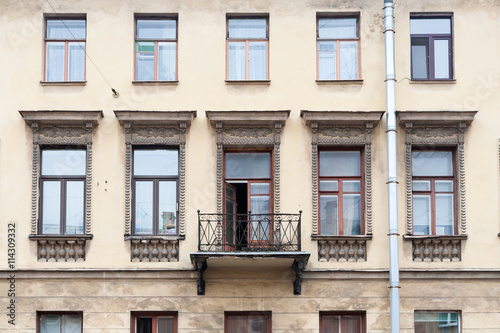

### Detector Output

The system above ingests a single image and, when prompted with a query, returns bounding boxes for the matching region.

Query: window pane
[158,42,176,81]
[411,38,429,79]
[320,180,338,192]
[66,181,84,234]
[343,180,360,192]
[42,150,86,176]
[343,194,361,235]
[320,195,338,235]
[228,19,267,39]
[68,42,85,81]
[410,18,451,34]
[41,315,61,333]
[227,316,247,332]
[436,180,453,192]
[249,42,267,80]
[47,20,86,39]
[318,18,357,39]
[436,193,454,235]
[136,52,155,81]
[62,314,82,333]
[339,41,358,80]
[134,149,178,176]
[413,195,431,235]
[413,180,431,191]
[434,39,450,79]
[45,42,65,81]
[322,315,341,333]
[135,181,153,234]
[250,183,270,194]
[249,316,267,333]
[136,317,153,333]
[415,312,459,333]
[412,151,453,176]
[228,42,246,80]
[137,19,176,39]
[159,181,177,235]
[318,41,336,80]
[320,151,361,177]
[157,317,175,333]
[226,185,235,199]
[250,196,270,215]
[343,316,362,333]
[225,153,271,179]
[42,181,61,234]
[250,197,270,240]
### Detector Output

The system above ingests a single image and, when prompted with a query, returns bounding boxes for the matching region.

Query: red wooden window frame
[320,311,365,333]
[37,312,83,333]
[131,312,178,333]
[225,311,272,333]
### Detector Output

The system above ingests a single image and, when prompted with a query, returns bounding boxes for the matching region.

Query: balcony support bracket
[194,258,207,295]
[292,258,307,295]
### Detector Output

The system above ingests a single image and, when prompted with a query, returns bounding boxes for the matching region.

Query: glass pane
[136,317,153,333]
[343,194,361,235]
[320,180,338,192]
[228,19,267,39]
[413,195,431,235]
[134,149,178,176]
[62,315,82,333]
[228,42,246,80]
[412,151,453,176]
[136,51,155,81]
[436,180,453,192]
[413,180,431,191]
[45,42,65,81]
[410,18,451,34]
[318,18,357,39]
[158,42,176,81]
[436,193,454,235]
[47,19,86,39]
[343,180,360,192]
[42,150,86,176]
[250,183,269,194]
[320,151,361,177]
[318,41,336,80]
[40,315,61,333]
[42,181,61,234]
[227,316,247,332]
[159,181,177,235]
[137,19,176,39]
[68,42,85,81]
[249,42,267,80]
[322,315,341,333]
[339,41,358,80]
[415,312,459,333]
[157,316,175,333]
[66,181,84,234]
[250,196,270,240]
[411,38,429,79]
[343,316,361,333]
[249,316,267,333]
[250,196,270,215]
[320,195,338,235]
[136,41,155,52]
[434,39,450,79]
[135,181,153,234]
[226,185,235,199]
[225,153,271,179]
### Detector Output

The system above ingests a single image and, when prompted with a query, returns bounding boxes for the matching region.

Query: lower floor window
[320,312,364,333]
[225,311,271,333]
[39,313,82,333]
[414,312,459,333]
[132,312,177,333]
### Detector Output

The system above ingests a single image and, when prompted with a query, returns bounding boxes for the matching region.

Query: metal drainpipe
[384,1,401,332]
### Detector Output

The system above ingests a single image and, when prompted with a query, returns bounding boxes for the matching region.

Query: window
[44,18,86,82]
[320,312,365,333]
[317,16,360,80]
[38,313,82,333]
[225,312,271,333]
[410,15,453,80]
[319,150,363,235]
[135,17,178,81]
[412,150,455,235]
[414,312,459,333]
[133,148,179,235]
[132,312,177,333]
[227,17,269,80]
[40,149,86,235]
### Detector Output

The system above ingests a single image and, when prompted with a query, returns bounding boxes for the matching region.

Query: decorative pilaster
[405,122,413,235]
[459,141,467,235]
[31,122,39,235]
[216,122,223,215]
[85,122,93,235]
[311,122,319,235]
[365,142,373,234]
[273,123,282,214]
[124,122,132,235]
[179,122,187,236]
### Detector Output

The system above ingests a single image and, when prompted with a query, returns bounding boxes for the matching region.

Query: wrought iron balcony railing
[197,211,302,252]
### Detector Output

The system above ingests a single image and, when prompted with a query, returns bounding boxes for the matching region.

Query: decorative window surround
[398,111,477,262]
[114,110,196,244]
[206,110,289,215]
[20,110,102,262]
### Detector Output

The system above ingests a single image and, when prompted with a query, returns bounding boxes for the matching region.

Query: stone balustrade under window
[129,238,179,262]
[30,236,92,262]
[406,236,466,262]
[313,236,371,262]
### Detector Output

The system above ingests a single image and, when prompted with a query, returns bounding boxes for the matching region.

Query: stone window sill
[40,81,87,86]
[225,80,271,85]
[132,80,179,85]
[316,79,363,85]
[409,79,456,84]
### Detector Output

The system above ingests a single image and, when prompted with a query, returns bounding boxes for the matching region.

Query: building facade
[1,0,500,332]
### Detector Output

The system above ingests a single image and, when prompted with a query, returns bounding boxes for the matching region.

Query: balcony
[190,211,310,295]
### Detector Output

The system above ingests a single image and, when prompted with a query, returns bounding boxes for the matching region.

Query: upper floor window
[412,150,455,235]
[414,312,459,333]
[135,17,178,81]
[227,16,269,80]
[317,16,360,80]
[132,312,177,333]
[319,150,363,235]
[410,15,453,80]
[44,18,86,82]
[133,148,179,235]
[320,312,365,333]
[38,312,82,333]
[40,149,86,235]
[225,312,271,333]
